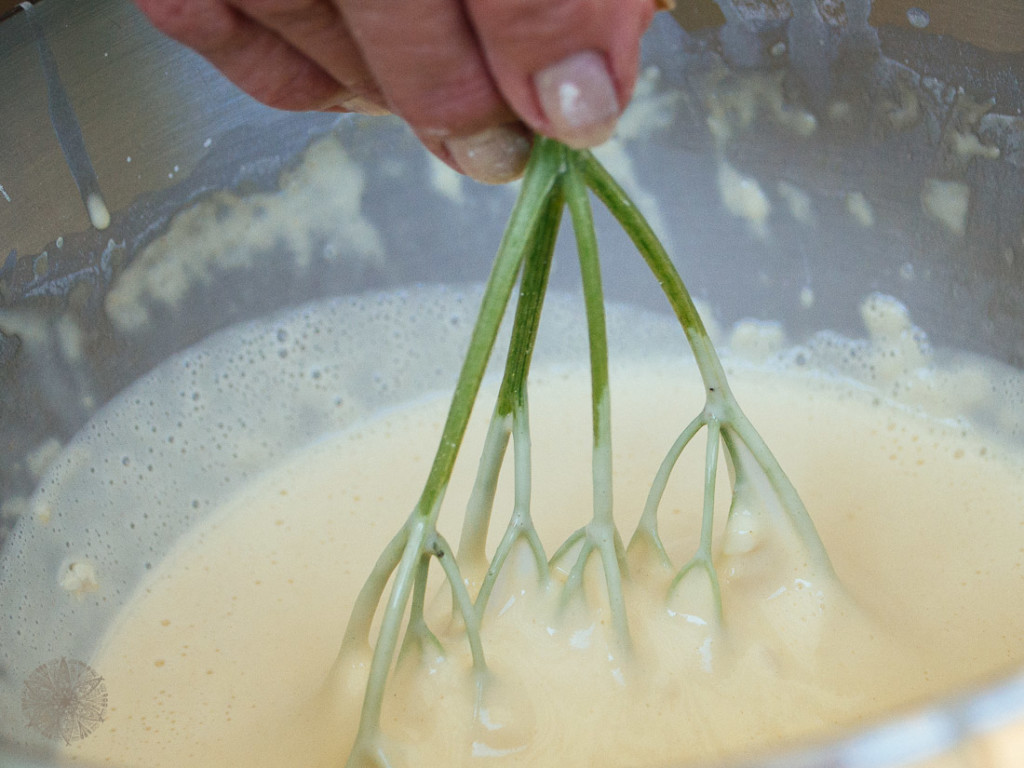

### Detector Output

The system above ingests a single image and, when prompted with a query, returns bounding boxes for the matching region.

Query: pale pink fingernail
[340,95,391,116]
[445,124,533,185]
[534,51,619,148]
[323,92,391,116]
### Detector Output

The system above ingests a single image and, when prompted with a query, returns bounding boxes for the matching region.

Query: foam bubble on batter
[777,181,814,226]
[717,161,770,238]
[704,70,817,148]
[729,319,787,364]
[953,131,1001,162]
[846,191,875,227]
[427,154,465,203]
[615,66,680,140]
[59,559,99,598]
[922,179,970,236]
[26,437,63,481]
[86,193,111,231]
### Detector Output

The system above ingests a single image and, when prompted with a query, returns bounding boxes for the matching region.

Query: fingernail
[340,95,391,116]
[534,51,619,148]
[323,92,391,116]
[445,124,532,185]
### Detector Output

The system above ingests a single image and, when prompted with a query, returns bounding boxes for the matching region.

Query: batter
[51,290,1024,768]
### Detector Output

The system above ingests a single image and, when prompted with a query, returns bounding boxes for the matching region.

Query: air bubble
[906,7,930,28]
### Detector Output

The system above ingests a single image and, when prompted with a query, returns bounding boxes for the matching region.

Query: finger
[134,0,347,112]
[339,0,532,184]
[465,0,658,148]
[223,0,388,113]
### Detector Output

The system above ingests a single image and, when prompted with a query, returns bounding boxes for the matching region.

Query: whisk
[334,136,833,767]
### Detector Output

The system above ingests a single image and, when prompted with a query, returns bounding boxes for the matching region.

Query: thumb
[464,0,658,148]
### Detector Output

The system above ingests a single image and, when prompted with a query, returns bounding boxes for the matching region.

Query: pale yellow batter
[62,299,1024,767]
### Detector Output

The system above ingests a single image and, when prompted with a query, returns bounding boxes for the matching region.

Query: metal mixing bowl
[1,1,1023,766]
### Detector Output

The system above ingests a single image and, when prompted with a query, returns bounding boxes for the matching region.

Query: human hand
[134,0,663,184]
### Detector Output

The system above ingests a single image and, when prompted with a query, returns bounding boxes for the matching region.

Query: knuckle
[471,0,599,56]
[237,0,337,32]
[396,66,506,136]
[134,0,195,37]
[245,64,337,111]
[137,0,239,50]
[337,73,382,103]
